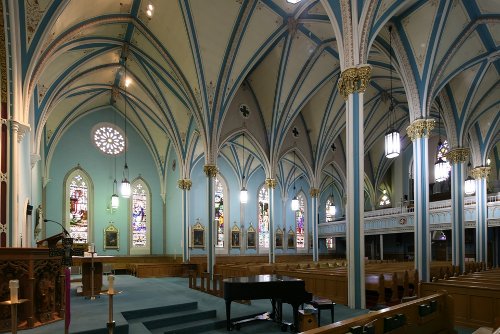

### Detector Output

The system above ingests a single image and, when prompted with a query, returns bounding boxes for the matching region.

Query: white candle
[9,280,19,303]
[108,275,115,294]
[88,243,95,253]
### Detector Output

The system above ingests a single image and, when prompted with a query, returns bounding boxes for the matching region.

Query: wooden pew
[300,292,455,334]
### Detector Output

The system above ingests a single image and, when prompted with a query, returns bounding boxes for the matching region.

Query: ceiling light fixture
[240,132,248,204]
[434,106,449,183]
[385,25,400,159]
[464,158,475,196]
[121,56,131,198]
[291,151,299,211]
[329,163,336,216]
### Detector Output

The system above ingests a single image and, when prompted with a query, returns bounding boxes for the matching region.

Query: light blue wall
[45,107,163,255]
[165,146,181,255]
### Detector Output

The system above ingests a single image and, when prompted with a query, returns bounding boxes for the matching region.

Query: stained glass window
[92,123,125,155]
[295,194,305,248]
[326,198,334,223]
[131,181,149,249]
[379,190,391,207]
[68,173,89,244]
[215,178,224,248]
[436,140,451,174]
[258,185,269,249]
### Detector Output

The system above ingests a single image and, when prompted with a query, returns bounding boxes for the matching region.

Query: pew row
[420,270,500,328]
[300,292,456,334]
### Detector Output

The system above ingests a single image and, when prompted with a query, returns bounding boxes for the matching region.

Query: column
[380,234,384,260]
[310,188,320,262]
[406,118,434,282]
[178,178,192,263]
[338,65,370,309]
[204,165,218,275]
[265,178,277,263]
[446,148,469,273]
[1,104,8,247]
[471,166,490,265]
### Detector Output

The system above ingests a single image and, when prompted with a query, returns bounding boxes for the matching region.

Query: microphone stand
[43,219,71,237]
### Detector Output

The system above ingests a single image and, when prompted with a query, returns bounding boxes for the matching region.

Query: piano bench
[308,297,335,325]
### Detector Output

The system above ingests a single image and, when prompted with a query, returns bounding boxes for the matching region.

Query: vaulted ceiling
[8,0,500,196]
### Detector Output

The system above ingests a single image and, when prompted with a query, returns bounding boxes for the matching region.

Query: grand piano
[223,274,312,331]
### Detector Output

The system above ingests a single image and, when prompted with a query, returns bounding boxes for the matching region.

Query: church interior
[0,0,499,333]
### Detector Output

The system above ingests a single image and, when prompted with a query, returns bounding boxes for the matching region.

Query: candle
[108,275,115,294]
[9,280,19,303]
[88,243,95,253]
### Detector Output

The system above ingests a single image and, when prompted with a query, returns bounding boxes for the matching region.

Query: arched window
[215,177,225,248]
[295,193,306,249]
[258,185,269,249]
[65,168,92,244]
[130,178,151,255]
[435,139,451,179]
[326,197,334,223]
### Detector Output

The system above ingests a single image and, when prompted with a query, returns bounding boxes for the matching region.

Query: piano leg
[291,303,300,332]
[225,300,232,331]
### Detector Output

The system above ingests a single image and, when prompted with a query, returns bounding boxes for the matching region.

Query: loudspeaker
[26,204,33,215]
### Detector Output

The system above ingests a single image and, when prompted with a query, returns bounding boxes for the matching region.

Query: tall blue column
[310,188,319,262]
[338,65,371,309]
[266,178,277,263]
[472,166,490,265]
[407,119,434,282]
[178,179,192,263]
[204,165,218,275]
[447,148,468,273]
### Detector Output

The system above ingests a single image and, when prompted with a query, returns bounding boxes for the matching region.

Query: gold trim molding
[265,178,277,189]
[470,166,490,180]
[310,188,320,197]
[337,65,372,100]
[445,148,469,164]
[203,165,218,178]
[406,119,435,141]
[178,179,192,190]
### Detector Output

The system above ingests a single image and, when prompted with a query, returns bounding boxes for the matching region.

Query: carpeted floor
[20,275,476,334]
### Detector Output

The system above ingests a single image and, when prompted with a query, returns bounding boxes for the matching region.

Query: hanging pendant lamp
[291,152,299,211]
[329,163,336,216]
[385,25,400,159]
[434,107,449,183]
[121,57,131,198]
[240,132,248,203]
[464,161,475,195]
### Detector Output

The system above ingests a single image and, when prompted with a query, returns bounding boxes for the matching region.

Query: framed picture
[231,223,240,248]
[191,220,205,248]
[104,224,119,250]
[287,228,295,248]
[247,224,256,249]
[275,227,283,249]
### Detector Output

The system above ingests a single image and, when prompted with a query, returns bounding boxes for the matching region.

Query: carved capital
[445,148,469,164]
[203,165,218,178]
[30,154,41,168]
[178,179,192,190]
[11,120,31,143]
[337,65,372,100]
[310,188,320,197]
[470,166,491,180]
[406,119,435,141]
[265,178,277,189]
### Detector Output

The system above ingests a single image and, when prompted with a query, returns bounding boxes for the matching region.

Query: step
[144,309,217,330]
[160,318,227,334]
[121,302,198,320]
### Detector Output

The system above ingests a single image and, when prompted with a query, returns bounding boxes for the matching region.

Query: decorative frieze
[177,179,192,190]
[265,178,277,189]
[445,148,469,164]
[310,188,320,197]
[406,119,435,141]
[203,165,218,178]
[337,65,372,100]
[470,166,491,180]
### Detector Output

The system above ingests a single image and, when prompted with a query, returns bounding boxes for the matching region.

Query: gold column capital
[203,165,218,178]
[310,188,320,197]
[337,65,372,100]
[406,119,435,141]
[265,178,277,189]
[178,179,192,190]
[470,166,491,180]
[445,148,469,164]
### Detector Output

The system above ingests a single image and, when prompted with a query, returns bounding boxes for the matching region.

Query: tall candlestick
[108,275,115,294]
[88,243,95,253]
[9,280,19,303]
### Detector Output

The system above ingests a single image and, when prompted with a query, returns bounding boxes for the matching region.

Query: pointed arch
[130,177,151,255]
[63,166,94,244]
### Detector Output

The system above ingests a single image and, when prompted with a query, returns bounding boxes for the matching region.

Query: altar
[0,248,65,331]
[76,256,107,297]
